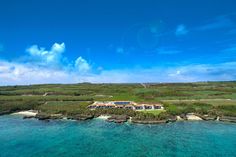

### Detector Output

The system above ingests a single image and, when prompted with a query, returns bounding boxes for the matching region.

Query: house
[134,105,144,110]
[96,104,107,109]
[154,104,163,109]
[124,105,135,110]
[88,105,97,109]
[116,105,124,109]
[106,104,116,108]
[138,102,164,110]
[144,104,154,110]
[87,101,164,111]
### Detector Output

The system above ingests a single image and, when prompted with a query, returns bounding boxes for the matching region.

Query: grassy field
[162,99,236,106]
[38,101,93,114]
[0,81,236,119]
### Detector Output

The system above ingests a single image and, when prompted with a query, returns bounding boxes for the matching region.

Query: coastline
[1,82,236,127]
[96,115,111,120]
[5,110,236,124]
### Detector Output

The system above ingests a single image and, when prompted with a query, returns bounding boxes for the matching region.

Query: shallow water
[0,115,236,157]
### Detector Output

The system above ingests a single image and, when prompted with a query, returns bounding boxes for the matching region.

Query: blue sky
[0,0,236,85]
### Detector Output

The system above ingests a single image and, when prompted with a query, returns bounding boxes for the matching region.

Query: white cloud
[175,24,188,36]
[26,43,65,67]
[0,60,79,85]
[0,43,94,85]
[24,43,91,73]
[1,59,236,85]
[75,57,90,73]
[27,43,65,56]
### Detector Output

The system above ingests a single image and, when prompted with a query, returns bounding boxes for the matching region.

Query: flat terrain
[0,81,236,119]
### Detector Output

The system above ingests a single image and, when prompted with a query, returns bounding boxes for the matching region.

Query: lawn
[139,110,165,116]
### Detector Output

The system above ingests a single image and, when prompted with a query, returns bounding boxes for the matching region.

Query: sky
[0,0,236,85]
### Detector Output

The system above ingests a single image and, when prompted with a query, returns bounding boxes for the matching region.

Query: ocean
[0,115,236,157]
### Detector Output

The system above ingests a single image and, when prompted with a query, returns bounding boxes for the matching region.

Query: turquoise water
[0,115,236,157]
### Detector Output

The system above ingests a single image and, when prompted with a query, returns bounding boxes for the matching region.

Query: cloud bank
[0,43,236,85]
[0,60,236,85]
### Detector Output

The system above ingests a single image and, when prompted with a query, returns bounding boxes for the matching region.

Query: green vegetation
[38,101,93,115]
[0,100,42,114]
[164,102,213,115]
[0,81,236,120]
[139,110,165,116]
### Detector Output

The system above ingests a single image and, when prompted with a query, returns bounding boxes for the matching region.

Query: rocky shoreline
[106,115,129,123]
[219,116,236,123]
[29,113,236,124]
[3,110,236,124]
[0,111,12,116]
[132,119,167,124]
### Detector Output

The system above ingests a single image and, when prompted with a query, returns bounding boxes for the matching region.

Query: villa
[134,104,144,110]
[124,105,135,110]
[88,101,164,111]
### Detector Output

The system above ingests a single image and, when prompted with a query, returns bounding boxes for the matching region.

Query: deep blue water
[0,115,236,157]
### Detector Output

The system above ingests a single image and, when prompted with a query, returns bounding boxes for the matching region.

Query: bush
[0,100,42,113]
[164,102,212,116]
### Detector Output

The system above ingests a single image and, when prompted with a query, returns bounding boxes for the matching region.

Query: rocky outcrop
[131,119,166,124]
[219,116,236,123]
[167,116,177,123]
[50,114,64,120]
[35,112,94,121]
[199,115,216,121]
[15,110,236,125]
[180,114,187,120]
[35,113,51,120]
[72,114,94,121]
[23,115,35,119]
[0,110,12,116]
[107,115,129,123]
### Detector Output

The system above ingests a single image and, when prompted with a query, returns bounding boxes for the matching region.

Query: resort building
[124,104,135,110]
[134,104,144,110]
[88,101,164,111]
[144,104,154,110]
